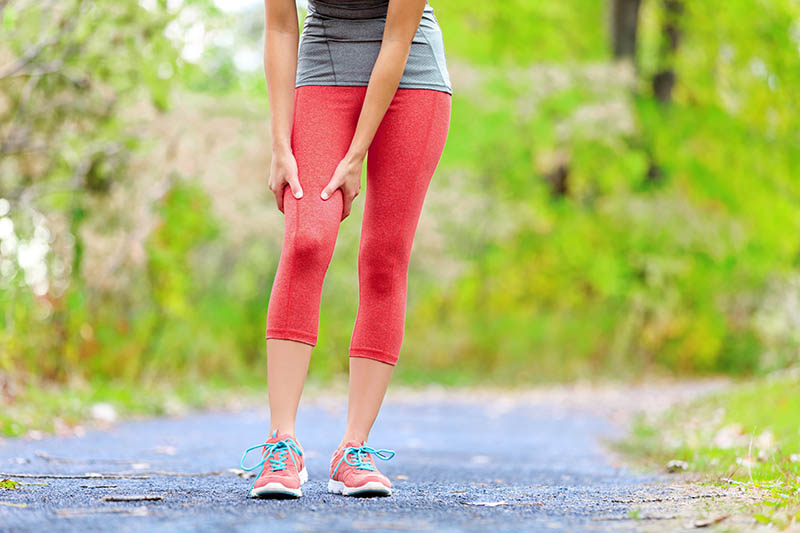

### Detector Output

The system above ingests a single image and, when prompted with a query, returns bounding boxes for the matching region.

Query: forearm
[346,41,411,159]
[264,6,299,152]
[346,0,426,159]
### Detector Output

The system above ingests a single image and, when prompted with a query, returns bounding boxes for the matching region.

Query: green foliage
[396,0,800,382]
[622,372,800,527]
[2,0,800,404]
[433,0,610,64]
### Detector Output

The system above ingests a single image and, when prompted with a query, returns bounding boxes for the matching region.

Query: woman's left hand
[321,150,365,221]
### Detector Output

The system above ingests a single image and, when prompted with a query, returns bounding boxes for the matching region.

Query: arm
[264,0,303,212]
[320,0,428,220]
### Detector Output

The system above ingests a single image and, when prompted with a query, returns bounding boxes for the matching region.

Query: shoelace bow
[240,438,303,479]
[332,445,395,477]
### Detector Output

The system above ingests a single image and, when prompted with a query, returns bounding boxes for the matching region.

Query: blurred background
[1,0,799,433]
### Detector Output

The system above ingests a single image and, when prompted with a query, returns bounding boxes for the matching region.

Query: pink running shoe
[240,430,308,498]
[328,440,396,497]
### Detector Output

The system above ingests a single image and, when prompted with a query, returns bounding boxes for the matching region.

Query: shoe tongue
[343,439,364,449]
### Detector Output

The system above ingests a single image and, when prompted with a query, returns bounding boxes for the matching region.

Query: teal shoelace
[332,445,395,478]
[240,431,303,489]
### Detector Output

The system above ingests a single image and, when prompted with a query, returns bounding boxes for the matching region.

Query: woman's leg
[266,339,312,436]
[341,88,451,445]
[340,357,394,445]
[265,85,364,435]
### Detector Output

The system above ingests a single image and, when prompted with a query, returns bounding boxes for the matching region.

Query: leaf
[0,479,20,490]
[101,495,163,502]
[227,468,255,479]
[0,501,27,508]
[691,515,728,528]
[666,460,689,473]
[752,514,771,525]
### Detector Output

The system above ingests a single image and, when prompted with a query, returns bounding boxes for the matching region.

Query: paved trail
[0,390,696,532]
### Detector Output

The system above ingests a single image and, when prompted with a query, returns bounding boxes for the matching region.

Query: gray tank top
[296,0,452,94]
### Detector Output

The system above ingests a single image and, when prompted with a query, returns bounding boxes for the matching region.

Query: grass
[621,369,800,529]
[0,371,361,439]
[0,375,268,439]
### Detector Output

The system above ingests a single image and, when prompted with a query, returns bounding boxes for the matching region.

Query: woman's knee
[285,226,337,273]
[358,239,411,296]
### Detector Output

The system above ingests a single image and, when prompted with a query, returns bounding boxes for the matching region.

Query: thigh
[362,89,451,245]
[284,86,366,229]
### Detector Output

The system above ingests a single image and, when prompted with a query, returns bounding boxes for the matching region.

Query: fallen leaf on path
[394,475,408,480]
[26,430,44,441]
[0,479,20,490]
[713,424,746,449]
[461,501,508,507]
[227,468,256,479]
[755,431,775,451]
[90,403,118,424]
[101,495,163,502]
[689,515,728,528]
[154,446,177,456]
[0,501,27,508]
[666,460,689,473]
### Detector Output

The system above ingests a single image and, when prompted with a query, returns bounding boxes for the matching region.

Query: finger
[341,195,352,220]
[273,185,285,213]
[320,176,341,200]
[286,174,303,199]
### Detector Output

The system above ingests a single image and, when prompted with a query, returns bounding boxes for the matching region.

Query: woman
[240,0,452,498]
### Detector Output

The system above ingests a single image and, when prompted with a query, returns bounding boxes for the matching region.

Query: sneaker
[240,430,307,498]
[328,440,395,497]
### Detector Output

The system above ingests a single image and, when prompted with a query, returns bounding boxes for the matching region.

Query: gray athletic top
[296,0,452,94]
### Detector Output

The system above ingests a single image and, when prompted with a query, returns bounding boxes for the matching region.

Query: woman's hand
[317,0,425,221]
[321,150,365,220]
[269,146,303,213]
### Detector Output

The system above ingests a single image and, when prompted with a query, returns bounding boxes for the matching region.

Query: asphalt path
[0,393,673,532]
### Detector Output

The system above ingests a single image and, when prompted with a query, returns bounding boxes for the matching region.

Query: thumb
[320,176,340,200]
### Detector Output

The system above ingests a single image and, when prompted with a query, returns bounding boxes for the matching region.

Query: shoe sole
[327,479,392,497]
[250,466,308,499]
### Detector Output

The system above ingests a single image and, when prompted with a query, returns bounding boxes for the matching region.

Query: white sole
[327,479,392,497]
[250,466,308,498]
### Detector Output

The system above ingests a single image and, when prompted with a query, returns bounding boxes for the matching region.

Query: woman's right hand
[268,146,303,213]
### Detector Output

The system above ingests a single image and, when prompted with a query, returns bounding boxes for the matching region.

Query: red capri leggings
[265,85,451,366]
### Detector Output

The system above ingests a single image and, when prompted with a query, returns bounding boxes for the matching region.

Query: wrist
[272,141,293,157]
[345,146,367,163]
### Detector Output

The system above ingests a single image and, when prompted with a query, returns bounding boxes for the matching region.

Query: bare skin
[266,339,312,438]
[263,0,427,446]
[339,358,394,447]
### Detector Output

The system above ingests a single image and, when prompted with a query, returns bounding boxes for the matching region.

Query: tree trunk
[652,0,684,103]
[611,0,643,60]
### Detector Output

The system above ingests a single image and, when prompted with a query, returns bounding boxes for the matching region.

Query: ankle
[270,426,295,438]
[338,432,368,449]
